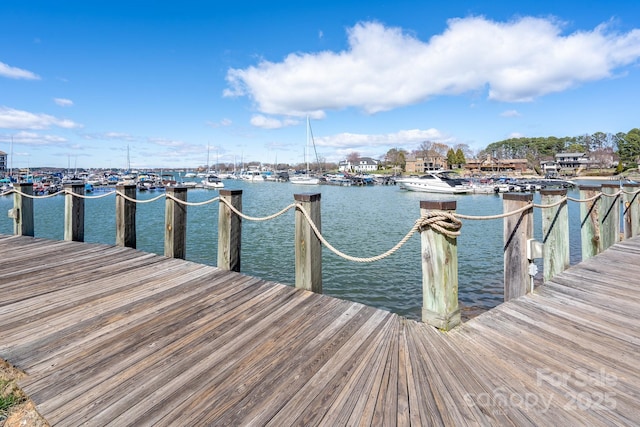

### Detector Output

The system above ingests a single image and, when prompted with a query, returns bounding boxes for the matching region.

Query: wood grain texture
[1,234,639,425]
[63,183,85,242]
[541,190,569,282]
[503,193,533,301]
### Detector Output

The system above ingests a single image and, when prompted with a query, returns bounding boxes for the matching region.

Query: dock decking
[1,234,639,425]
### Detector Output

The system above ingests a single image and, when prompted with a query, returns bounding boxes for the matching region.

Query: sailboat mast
[206,143,210,173]
[10,135,13,180]
[306,116,310,173]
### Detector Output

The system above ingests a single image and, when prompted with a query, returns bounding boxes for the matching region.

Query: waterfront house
[0,150,6,173]
[338,157,380,172]
[540,160,560,177]
[555,152,590,169]
[554,151,616,174]
[463,156,528,173]
[405,152,446,173]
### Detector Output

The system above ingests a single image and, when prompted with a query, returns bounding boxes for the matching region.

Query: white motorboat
[290,173,320,185]
[397,171,473,194]
[202,174,224,189]
[240,170,265,182]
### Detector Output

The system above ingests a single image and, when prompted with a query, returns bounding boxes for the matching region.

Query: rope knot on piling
[417,211,462,238]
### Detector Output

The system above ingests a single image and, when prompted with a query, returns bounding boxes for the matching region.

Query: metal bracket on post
[526,238,543,292]
[527,238,544,260]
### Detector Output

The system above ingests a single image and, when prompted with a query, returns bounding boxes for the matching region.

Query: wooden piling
[64,183,85,242]
[579,185,602,261]
[10,183,34,237]
[541,189,569,282]
[503,193,533,301]
[116,184,137,248]
[218,189,242,272]
[294,193,322,293]
[419,200,460,331]
[165,186,188,259]
[623,183,640,239]
[600,183,621,250]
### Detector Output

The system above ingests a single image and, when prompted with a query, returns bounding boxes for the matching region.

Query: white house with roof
[555,152,591,169]
[339,157,380,172]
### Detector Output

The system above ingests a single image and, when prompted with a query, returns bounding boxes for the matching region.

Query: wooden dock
[1,234,639,426]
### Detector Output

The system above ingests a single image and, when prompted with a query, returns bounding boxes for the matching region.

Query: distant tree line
[377,128,640,173]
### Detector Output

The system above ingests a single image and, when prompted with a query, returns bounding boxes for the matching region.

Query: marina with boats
[0,165,585,197]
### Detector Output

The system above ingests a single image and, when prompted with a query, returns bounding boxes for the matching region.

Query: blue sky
[1,0,639,170]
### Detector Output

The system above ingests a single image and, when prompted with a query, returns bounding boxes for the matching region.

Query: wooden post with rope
[116,184,137,248]
[503,193,533,301]
[165,186,188,259]
[64,182,85,242]
[623,183,640,239]
[294,193,322,293]
[579,185,602,261]
[9,183,34,237]
[601,183,620,250]
[419,200,460,331]
[218,189,242,272]
[541,189,569,282]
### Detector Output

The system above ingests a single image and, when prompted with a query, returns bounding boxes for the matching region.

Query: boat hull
[401,181,472,194]
[290,177,320,185]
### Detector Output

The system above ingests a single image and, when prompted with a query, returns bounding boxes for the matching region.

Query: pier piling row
[6,182,640,331]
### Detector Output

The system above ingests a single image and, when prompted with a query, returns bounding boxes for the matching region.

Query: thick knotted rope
[295,204,463,263]
[417,211,463,237]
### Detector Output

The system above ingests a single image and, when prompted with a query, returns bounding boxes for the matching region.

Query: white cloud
[0,61,40,80]
[81,132,135,141]
[316,128,451,149]
[507,132,526,139]
[54,98,74,107]
[501,110,521,117]
[2,131,67,145]
[206,118,233,128]
[148,137,186,147]
[250,114,300,129]
[224,17,640,116]
[0,106,81,129]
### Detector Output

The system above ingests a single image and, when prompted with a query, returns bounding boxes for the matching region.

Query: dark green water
[0,182,586,320]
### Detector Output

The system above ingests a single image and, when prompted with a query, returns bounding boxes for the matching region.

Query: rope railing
[3,184,640,265]
[164,193,220,207]
[294,204,463,263]
[71,190,117,199]
[219,197,297,222]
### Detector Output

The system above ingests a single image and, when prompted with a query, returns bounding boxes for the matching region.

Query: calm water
[0,181,587,320]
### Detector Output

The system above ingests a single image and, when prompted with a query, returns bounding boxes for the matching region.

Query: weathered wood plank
[10,183,34,236]
[180,298,356,426]
[217,189,242,272]
[503,193,534,301]
[63,183,85,241]
[420,200,460,330]
[541,189,569,281]
[294,193,322,293]
[164,186,188,259]
[579,185,602,260]
[0,236,638,425]
[45,282,303,425]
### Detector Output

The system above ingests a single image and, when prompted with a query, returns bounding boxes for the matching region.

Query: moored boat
[202,174,224,189]
[397,170,473,194]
